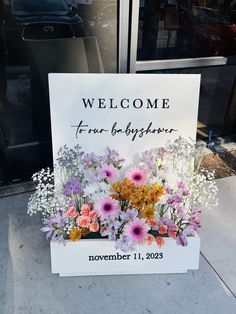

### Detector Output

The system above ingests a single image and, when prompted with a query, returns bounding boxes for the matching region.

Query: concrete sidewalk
[199,176,236,297]
[0,178,236,314]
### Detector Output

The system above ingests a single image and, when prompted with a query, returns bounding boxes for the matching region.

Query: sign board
[48,73,200,165]
[48,73,201,276]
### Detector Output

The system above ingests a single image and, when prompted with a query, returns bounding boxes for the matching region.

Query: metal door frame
[128,0,228,73]
[118,0,130,73]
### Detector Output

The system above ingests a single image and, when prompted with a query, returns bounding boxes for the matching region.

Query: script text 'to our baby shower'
[71,121,178,142]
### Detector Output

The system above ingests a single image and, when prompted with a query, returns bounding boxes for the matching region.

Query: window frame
[129,0,229,73]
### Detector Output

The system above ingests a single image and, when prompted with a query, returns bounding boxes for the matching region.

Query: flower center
[105,170,112,177]
[104,203,112,212]
[133,227,141,235]
[133,174,142,181]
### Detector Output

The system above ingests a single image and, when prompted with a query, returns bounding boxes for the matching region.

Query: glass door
[0,0,124,186]
[129,0,236,138]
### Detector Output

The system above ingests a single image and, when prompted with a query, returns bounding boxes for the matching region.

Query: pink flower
[89,210,98,220]
[76,216,90,228]
[126,168,148,186]
[66,206,78,218]
[168,231,177,238]
[90,221,99,232]
[177,180,185,189]
[173,224,178,231]
[95,197,119,218]
[146,234,155,245]
[167,224,178,238]
[149,220,157,228]
[124,218,150,243]
[169,224,178,232]
[100,165,118,181]
[158,225,167,235]
[81,204,91,216]
[156,237,165,248]
[100,225,108,235]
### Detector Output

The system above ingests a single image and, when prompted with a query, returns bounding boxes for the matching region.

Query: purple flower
[83,152,100,168]
[120,208,138,221]
[159,147,166,159]
[42,211,67,228]
[115,234,136,252]
[100,223,116,240]
[191,208,202,218]
[100,217,122,240]
[104,147,124,167]
[182,188,190,196]
[167,193,182,206]
[177,225,196,246]
[160,217,173,228]
[141,148,166,172]
[183,225,196,236]
[177,205,186,218]
[40,226,54,240]
[165,186,173,195]
[141,150,156,172]
[63,179,81,196]
[68,199,76,207]
[176,234,188,246]
[177,180,190,196]
[41,211,68,242]
[51,232,66,245]
[113,219,122,231]
[189,209,202,230]
[177,180,185,189]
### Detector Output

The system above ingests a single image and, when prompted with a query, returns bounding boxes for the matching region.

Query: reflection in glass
[0,0,118,185]
[11,0,71,13]
[140,65,236,138]
[138,0,236,60]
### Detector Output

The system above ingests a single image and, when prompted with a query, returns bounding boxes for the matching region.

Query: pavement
[0,177,236,314]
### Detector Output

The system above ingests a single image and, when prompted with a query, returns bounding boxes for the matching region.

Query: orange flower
[156,237,165,248]
[66,206,78,218]
[81,204,91,216]
[90,221,99,232]
[89,210,98,220]
[146,234,155,245]
[112,179,165,213]
[76,216,90,228]
[69,227,81,241]
[158,225,168,235]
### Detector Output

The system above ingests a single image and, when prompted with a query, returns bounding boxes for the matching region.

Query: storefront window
[0,0,118,185]
[138,0,236,60]
[138,65,236,138]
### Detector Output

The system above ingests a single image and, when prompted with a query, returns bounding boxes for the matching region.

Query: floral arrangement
[27,138,218,252]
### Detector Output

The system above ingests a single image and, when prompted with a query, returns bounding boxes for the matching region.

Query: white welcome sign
[48,73,200,165]
[48,73,201,276]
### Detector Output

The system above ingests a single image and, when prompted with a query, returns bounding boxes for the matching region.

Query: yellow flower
[112,179,165,212]
[141,207,155,221]
[69,227,81,241]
